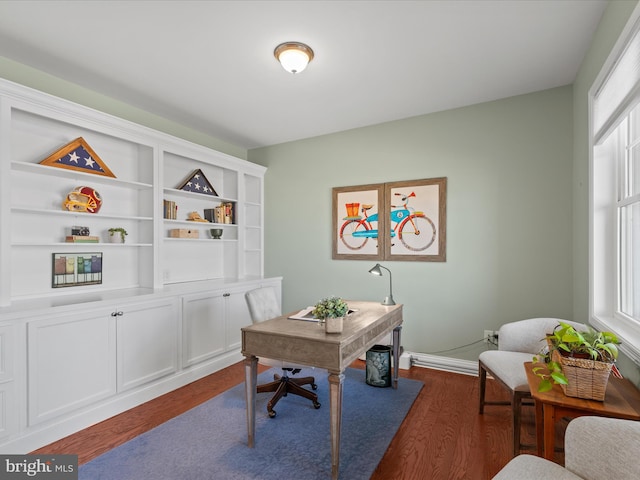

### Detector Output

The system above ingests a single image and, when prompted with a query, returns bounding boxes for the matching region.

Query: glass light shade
[274,42,314,74]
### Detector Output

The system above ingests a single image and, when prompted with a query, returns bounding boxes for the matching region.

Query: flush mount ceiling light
[274,42,314,74]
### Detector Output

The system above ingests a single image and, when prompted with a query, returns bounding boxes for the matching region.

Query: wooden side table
[524,361,640,461]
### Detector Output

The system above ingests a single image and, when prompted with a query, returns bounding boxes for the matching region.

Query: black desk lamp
[368,263,396,305]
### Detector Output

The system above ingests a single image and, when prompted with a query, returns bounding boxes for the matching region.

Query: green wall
[0,56,246,160]
[2,0,639,374]
[249,0,640,378]
[250,87,574,359]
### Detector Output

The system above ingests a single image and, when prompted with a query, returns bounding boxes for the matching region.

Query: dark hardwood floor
[32,361,564,479]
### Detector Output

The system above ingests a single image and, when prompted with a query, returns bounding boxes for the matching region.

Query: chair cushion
[492,454,582,480]
[479,350,532,391]
[565,416,640,480]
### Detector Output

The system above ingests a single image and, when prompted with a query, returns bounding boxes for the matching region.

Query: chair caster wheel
[314,401,321,409]
[311,383,317,390]
[268,410,277,418]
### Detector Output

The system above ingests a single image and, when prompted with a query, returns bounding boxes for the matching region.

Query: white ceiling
[0,0,607,150]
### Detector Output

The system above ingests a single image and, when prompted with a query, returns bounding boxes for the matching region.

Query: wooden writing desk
[241,301,402,480]
[524,361,640,460]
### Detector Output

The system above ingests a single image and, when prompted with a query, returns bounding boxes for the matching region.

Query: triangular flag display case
[176,168,218,196]
[39,137,116,177]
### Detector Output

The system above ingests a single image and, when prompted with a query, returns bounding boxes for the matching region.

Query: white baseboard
[406,352,478,376]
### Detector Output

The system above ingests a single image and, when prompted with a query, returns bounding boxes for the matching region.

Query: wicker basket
[551,350,613,401]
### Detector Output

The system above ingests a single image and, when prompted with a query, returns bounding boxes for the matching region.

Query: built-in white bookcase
[6,100,156,304]
[160,147,240,284]
[243,173,263,278]
[0,79,276,454]
[0,78,266,307]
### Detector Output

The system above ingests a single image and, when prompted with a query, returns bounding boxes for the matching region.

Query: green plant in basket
[312,296,348,319]
[532,321,620,392]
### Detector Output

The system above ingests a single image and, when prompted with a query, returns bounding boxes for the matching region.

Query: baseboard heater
[407,352,478,376]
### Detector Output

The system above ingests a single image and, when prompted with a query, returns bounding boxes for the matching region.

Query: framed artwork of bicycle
[333,184,387,260]
[332,177,447,262]
[385,178,446,261]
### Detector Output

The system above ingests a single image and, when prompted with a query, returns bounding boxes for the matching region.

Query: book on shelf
[163,199,178,220]
[223,202,234,224]
[209,202,235,224]
[65,235,99,243]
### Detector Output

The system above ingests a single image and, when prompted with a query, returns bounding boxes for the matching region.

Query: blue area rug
[79,368,423,480]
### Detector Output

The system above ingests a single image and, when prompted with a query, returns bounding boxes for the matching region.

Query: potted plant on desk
[312,296,348,334]
[532,321,620,400]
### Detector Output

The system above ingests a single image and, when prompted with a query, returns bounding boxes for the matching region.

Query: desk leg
[542,404,556,461]
[534,399,543,457]
[244,355,258,448]
[392,326,402,389]
[328,372,344,480]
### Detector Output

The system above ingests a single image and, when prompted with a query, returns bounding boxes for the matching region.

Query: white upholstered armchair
[479,317,585,455]
[492,416,640,479]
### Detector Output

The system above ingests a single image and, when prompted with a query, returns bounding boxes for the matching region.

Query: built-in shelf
[163,187,236,203]
[12,242,153,247]
[12,207,153,222]
[12,161,153,190]
[163,219,237,227]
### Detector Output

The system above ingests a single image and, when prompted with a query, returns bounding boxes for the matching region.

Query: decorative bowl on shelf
[210,228,223,239]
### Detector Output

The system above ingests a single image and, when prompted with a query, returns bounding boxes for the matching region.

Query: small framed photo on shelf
[52,252,103,288]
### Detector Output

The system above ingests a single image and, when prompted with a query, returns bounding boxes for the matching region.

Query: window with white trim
[591,11,640,363]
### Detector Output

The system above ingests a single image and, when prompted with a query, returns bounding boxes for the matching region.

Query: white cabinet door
[28,309,117,425]
[0,325,16,439]
[0,382,16,439]
[182,282,279,367]
[117,298,179,392]
[182,292,226,367]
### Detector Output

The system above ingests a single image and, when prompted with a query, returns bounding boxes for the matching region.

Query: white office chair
[245,287,321,418]
[478,317,586,456]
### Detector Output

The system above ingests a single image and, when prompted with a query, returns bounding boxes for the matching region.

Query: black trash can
[366,344,392,387]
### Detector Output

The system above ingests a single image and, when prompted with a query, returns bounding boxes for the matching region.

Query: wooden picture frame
[384,177,447,262]
[52,252,103,288]
[332,177,447,262]
[332,184,386,260]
